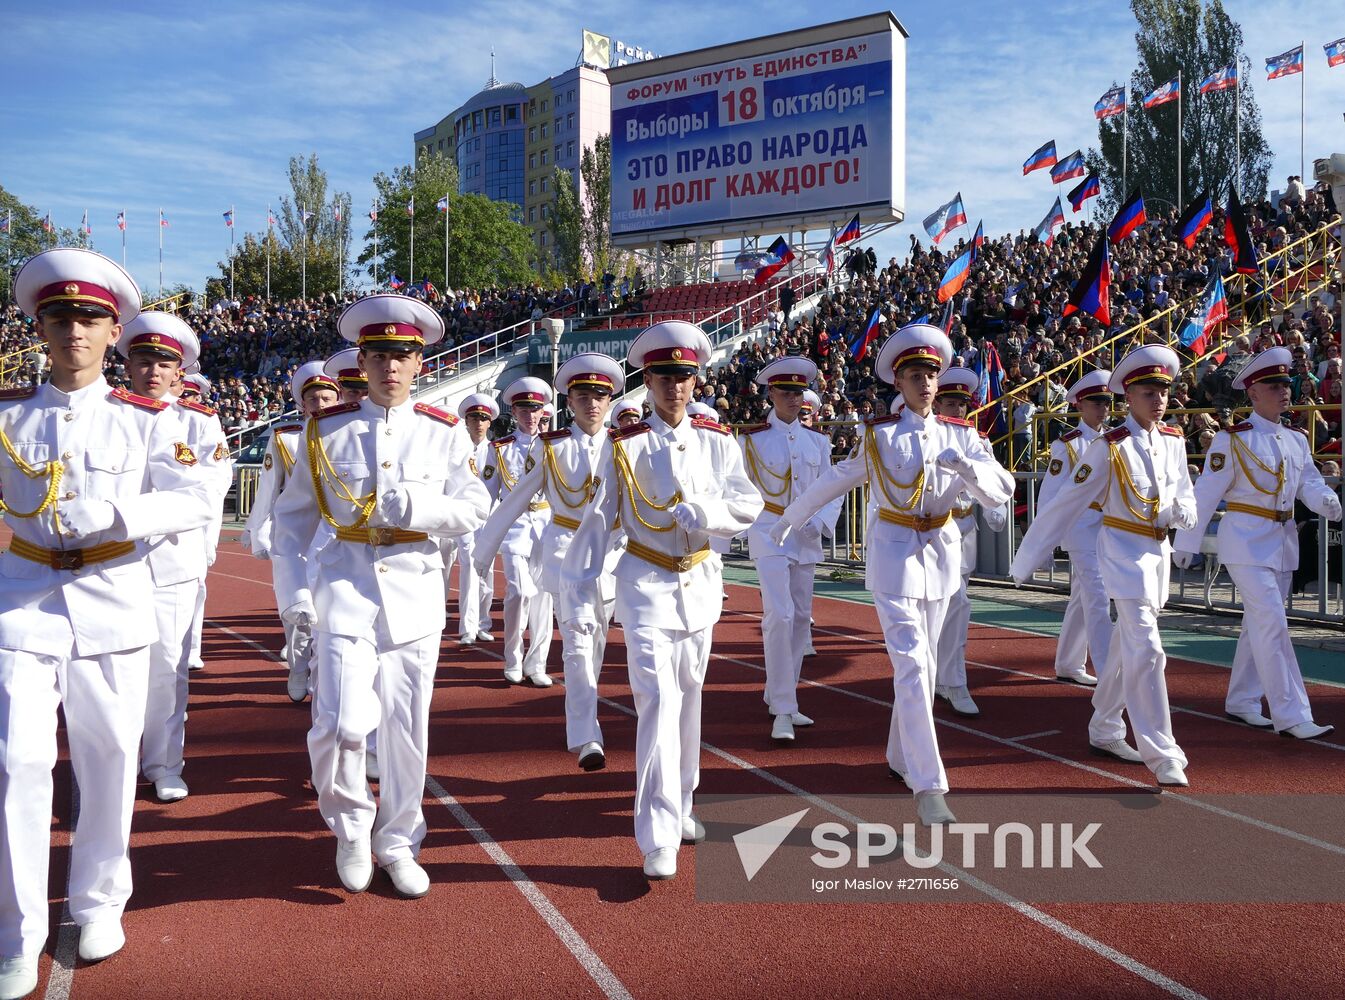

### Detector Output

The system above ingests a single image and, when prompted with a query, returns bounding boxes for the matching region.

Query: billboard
[607,13,906,247]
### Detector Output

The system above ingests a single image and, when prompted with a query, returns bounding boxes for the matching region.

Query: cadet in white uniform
[932,368,1008,718]
[1013,346,1197,786]
[612,399,643,428]
[480,377,556,686]
[453,393,499,645]
[0,250,215,997]
[243,362,340,702]
[1174,347,1342,738]
[477,354,625,769]
[116,313,231,803]
[324,347,369,404]
[772,325,1013,826]
[271,295,489,899]
[738,357,842,741]
[798,388,825,657]
[1039,370,1113,687]
[563,322,763,880]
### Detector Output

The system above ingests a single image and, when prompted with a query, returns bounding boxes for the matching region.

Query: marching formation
[0,247,1339,999]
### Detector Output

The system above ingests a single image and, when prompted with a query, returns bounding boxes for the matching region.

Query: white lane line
[1006,729,1061,742]
[1171,706,1345,753]
[42,782,80,1000]
[205,620,633,1000]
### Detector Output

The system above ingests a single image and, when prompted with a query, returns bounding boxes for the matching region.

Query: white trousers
[142,578,197,781]
[501,554,552,677]
[0,645,149,957]
[307,629,439,864]
[935,571,972,689]
[1225,564,1313,730]
[624,624,710,855]
[1054,549,1112,676]
[187,578,207,671]
[558,587,614,752]
[875,593,950,795]
[1090,598,1187,772]
[756,556,815,716]
[454,533,494,637]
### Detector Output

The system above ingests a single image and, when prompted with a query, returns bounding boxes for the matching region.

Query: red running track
[26,540,1345,999]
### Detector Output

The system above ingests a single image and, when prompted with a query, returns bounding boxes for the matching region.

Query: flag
[1224,182,1259,274]
[267,209,277,228]
[1108,189,1147,243]
[971,220,985,261]
[922,193,967,244]
[835,213,861,244]
[1022,140,1057,175]
[436,196,449,212]
[388,273,406,289]
[936,247,973,303]
[1067,174,1100,213]
[419,279,436,295]
[1177,271,1228,356]
[42,213,53,232]
[969,343,1008,436]
[1063,232,1112,327]
[1175,193,1213,248]
[1266,45,1304,79]
[848,308,883,362]
[369,203,380,222]
[116,211,126,231]
[81,211,91,235]
[1327,37,1345,68]
[1049,150,1085,184]
[222,209,234,228]
[405,198,415,217]
[1094,85,1126,119]
[332,202,342,222]
[754,236,795,285]
[1143,77,1180,108]
[1033,197,1066,246]
[1003,282,1024,307]
[1199,64,1237,94]
[0,212,8,234]
[160,214,170,228]
[300,206,314,223]
[940,299,956,334]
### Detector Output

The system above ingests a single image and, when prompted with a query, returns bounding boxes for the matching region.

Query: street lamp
[543,317,565,383]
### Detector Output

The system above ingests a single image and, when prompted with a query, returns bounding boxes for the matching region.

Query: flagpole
[1234,70,1241,196]
[409,198,415,288]
[266,203,272,301]
[1122,94,1128,197]
[229,204,235,301]
[158,207,164,296]
[120,211,126,268]
[373,203,380,287]
[444,195,450,292]
[337,200,345,299]
[1176,69,1183,209]
[301,201,308,300]
[1300,40,1306,182]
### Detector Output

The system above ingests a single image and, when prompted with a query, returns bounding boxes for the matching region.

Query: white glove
[672,502,704,532]
[58,499,116,539]
[1323,496,1343,522]
[282,600,317,627]
[252,549,272,562]
[376,487,412,529]
[799,519,822,543]
[473,556,492,580]
[936,448,972,476]
[290,622,313,660]
[1172,550,1196,570]
[571,619,597,637]
[769,520,792,547]
[983,505,1008,532]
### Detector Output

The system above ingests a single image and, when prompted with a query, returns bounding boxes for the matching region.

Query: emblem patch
[483,465,495,481]
[174,442,198,466]
[213,442,227,462]
[1210,453,1225,472]
[1048,458,1063,476]
[1074,463,1092,484]
[468,457,478,476]
[524,455,535,473]
[263,453,273,471]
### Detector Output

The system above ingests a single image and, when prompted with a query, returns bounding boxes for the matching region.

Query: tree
[1,185,94,302]
[546,134,628,282]
[548,167,584,280]
[1086,0,1271,218]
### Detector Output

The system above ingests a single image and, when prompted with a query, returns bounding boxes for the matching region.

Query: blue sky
[2,0,1339,293]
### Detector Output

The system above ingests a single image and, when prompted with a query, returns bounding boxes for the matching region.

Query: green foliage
[1,185,95,302]
[545,134,628,282]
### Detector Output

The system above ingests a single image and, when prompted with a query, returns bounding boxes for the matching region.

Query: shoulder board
[492,434,516,448]
[540,428,571,441]
[608,421,650,441]
[979,429,990,439]
[109,386,168,412]
[740,423,771,435]
[807,425,829,435]
[864,413,902,427]
[1061,428,1083,442]
[0,386,37,401]
[1288,425,1309,437]
[691,416,731,435]
[1229,421,1253,433]
[936,414,972,428]
[274,423,303,435]
[413,402,459,426]
[315,401,360,420]
[1157,424,1183,438]
[177,397,217,417]
[1104,426,1130,443]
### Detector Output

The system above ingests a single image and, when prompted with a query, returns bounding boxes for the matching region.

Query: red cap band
[36,280,120,317]
[1122,364,1172,387]
[126,332,184,358]
[1245,363,1291,385]
[642,346,700,369]
[511,391,546,405]
[893,345,943,371]
[301,374,340,397]
[767,373,809,389]
[358,322,424,346]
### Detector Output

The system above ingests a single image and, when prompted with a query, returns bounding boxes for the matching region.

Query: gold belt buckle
[1275,510,1291,523]
[54,549,84,571]
[368,527,397,546]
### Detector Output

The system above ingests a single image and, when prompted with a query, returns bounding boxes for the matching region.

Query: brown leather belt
[7,536,135,570]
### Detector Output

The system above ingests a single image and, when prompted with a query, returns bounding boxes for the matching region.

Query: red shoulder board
[865,413,901,427]
[109,386,168,412]
[492,434,516,448]
[936,414,972,428]
[1229,421,1253,433]
[315,401,360,420]
[540,428,571,441]
[691,416,730,435]
[808,425,829,435]
[1061,428,1083,442]
[177,397,217,417]
[608,422,650,441]
[1158,424,1183,437]
[0,385,36,401]
[274,423,303,435]
[1289,425,1309,437]
[740,423,770,435]
[1104,426,1130,443]
[413,402,459,426]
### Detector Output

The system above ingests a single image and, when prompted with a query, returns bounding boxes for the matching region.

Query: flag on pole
[1032,197,1066,246]
[222,209,234,227]
[1266,45,1304,79]
[969,342,1008,436]
[267,209,277,227]
[922,193,967,244]
[1175,193,1213,248]
[116,211,126,231]
[369,203,380,222]
[753,236,795,285]
[160,214,170,228]
[81,211,91,235]
[1094,85,1126,119]
[1143,77,1180,108]
[388,273,406,290]
[406,198,415,217]
[1063,232,1112,327]
[0,213,8,234]
[1107,189,1147,243]
[1177,271,1228,356]
[1049,150,1085,184]
[940,299,956,335]
[834,213,861,245]
[1224,182,1259,274]
[971,220,985,260]
[41,214,53,232]
[300,207,314,222]
[1326,37,1345,68]
[848,308,883,362]
[936,248,973,303]
[1199,64,1237,94]
[1067,174,1101,213]
[436,196,449,212]
[332,201,342,222]
[1022,140,1057,175]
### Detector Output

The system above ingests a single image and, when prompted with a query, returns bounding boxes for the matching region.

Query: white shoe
[915,791,957,826]
[643,848,677,880]
[791,712,815,727]
[1056,670,1098,687]
[803,644,817,658]
[771,715,795,741]
[365,752,380,782]
[187,661,205,673]
[476,631,495,642]
[286,665,310,703]
[1089,740,1143,764]
[503,666,524,684]
[1226,709,1274,729]
[935,685,980,717]
[154,776,189,802]
[1279,721,1334,740]
[384,858,431,899]
[681,815,706,844]
[77,919,125,962]
[336,837,373,893]
[0,955,38,999]
[457,635,475,646]
[1155,761,1189,787]
[526,671,553,688]
[577,742,606,771]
